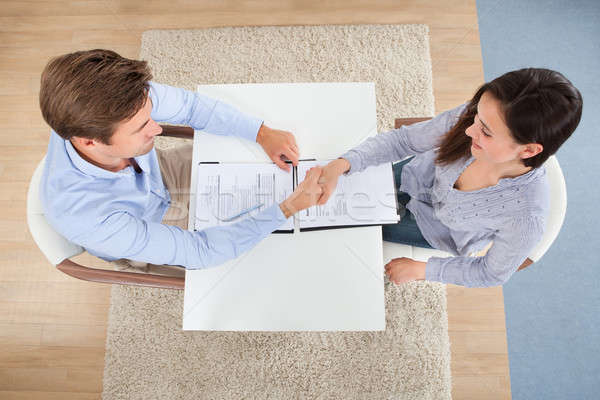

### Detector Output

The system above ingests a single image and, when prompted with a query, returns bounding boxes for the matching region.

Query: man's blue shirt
[40,81,287,269]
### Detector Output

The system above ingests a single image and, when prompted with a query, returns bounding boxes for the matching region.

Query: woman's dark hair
[435,68,583,169]
[39,49,153,145]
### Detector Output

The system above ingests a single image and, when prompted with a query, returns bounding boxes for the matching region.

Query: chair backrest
[528,155,567,262]
[27,156,84,265]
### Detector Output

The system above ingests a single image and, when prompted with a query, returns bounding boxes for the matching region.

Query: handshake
[257,124,353,219]
[278,158,352,219]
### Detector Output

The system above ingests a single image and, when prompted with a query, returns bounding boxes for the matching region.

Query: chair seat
[382,241,452,264]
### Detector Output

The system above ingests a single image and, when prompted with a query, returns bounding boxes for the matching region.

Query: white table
[183,83,385,331]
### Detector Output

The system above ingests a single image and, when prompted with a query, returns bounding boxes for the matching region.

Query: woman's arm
[316,103,467,205]
[340,103,467,175]
[425,215,545,288]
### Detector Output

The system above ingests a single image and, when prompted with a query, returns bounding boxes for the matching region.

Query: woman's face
[465,91,535,166]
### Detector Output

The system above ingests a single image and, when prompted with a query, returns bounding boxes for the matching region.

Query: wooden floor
[0,1,510,399]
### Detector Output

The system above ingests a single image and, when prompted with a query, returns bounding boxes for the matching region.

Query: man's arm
[72,167,323,269]
[77,205,287,269]
[149,81,262,141]
[150,82,299,170]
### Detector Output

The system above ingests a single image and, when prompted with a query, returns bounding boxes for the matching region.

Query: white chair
[383,117,567,271]
[26,126,192,290]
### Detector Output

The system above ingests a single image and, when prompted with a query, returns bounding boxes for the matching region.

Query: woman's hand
[316,158,351,205]
[280,166,323,218]
[384,257,427,285]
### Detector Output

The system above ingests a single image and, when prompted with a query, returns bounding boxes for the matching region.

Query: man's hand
[280,166,323,218]
[316,158,351,205]
[384,257,427,285]
[256,124,299,172]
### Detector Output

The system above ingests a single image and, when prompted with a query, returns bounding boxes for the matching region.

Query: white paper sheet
[297,160,400,230]
[194,163,294,232]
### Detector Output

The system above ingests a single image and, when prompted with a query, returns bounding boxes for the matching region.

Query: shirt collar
[62,132,151,178]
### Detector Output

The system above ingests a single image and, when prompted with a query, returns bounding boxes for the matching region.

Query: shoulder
[436,102,468,131]
[405,102,468,134]
[41,165,118,242]
[517,166,550,218]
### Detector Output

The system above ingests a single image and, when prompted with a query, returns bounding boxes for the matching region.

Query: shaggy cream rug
[102,25,450,400]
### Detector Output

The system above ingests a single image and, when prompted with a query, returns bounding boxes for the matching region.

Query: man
[39,49,322,271]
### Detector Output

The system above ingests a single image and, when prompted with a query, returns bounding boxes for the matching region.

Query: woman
[317,68,582,288]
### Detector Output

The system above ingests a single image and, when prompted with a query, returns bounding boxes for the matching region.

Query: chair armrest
[159,124,194,139]
[394,117,432,129]
[517,258,534,271]
[57,258,185,290]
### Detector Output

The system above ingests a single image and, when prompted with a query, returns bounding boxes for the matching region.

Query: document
[195,162,295,232]
[297,160,400,230]
[194,160,399,233]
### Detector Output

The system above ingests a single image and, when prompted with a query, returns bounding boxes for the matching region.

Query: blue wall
[475,0,600,398]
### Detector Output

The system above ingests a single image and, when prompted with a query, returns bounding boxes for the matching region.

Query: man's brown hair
[39,49,153,145]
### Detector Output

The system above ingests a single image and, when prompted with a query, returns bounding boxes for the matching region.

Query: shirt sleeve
[74,203,288,269]
[340,103,468,174]
[424,215,545,287]
[148,81,263,142]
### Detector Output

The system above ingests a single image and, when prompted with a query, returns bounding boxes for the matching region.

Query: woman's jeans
[382,157,433,249]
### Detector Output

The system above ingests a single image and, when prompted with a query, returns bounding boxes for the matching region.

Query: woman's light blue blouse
[341,104,549,287]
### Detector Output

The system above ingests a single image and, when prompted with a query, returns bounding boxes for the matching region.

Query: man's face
[99,96,163,159]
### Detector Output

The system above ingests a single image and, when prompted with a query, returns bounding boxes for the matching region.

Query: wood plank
[0,95,38,112]
[449,331,509,354]
[42,324,107,348]
[0,345,105,368]
[0,302,110,325]
[452,353,511,376]
[0,146,47,161]
[71,30,141,46]
[0,367,103,392]
[0,221,32,243]
[0,31,73,48]
[0,0,113,17]
[0,250,60,283]
[453,375,511,400]
[0,71,40,95]
[1,160,48,182]
[0,281,111,304]
[0,12,480,33]
[0,131,50,147]
[447,308,508,332]
[0,323,43,346]
[0,391,100,400]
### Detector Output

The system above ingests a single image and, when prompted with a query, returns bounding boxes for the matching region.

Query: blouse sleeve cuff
[425,257,444,283]
[339,151,362,175]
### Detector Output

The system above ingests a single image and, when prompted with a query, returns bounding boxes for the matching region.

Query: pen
[221,203,264,222]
